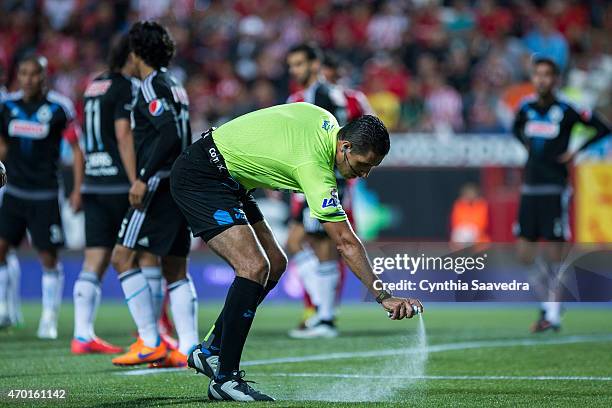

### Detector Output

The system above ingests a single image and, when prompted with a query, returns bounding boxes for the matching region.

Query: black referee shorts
[116,177,190,257]
[170,132,264,242]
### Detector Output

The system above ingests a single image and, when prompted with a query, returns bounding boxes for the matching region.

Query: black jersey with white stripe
[82,72,138,193]
[513,96,610,187]
[0,90,76,194]
[132,68,191,182]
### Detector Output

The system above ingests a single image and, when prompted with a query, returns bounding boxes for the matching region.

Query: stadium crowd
[0,0,611,134]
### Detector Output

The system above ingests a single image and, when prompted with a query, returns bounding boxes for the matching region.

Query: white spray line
[264,373,612,382]
[115,333,612,376]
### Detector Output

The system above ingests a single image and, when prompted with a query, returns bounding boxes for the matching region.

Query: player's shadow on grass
[87,396,212,407]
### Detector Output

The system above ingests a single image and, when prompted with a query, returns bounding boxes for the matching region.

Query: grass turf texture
[1,303,611,407]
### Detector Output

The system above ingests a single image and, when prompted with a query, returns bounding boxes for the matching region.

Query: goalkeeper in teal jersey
[170,102,423,402]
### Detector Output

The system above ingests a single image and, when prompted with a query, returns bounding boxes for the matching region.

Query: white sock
[542,302,561,325]
[315,260,340,321]
[119,269,158,347]
[0,263,8,319]
[90,283,101,339]
[42,265,64,316]
[293,248,321,306]
[7,252,22,325]
[168,276,198,355]
[141,266,163,322]
[73,271,100,341]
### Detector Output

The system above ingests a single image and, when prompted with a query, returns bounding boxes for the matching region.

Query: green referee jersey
[212,102,347,222]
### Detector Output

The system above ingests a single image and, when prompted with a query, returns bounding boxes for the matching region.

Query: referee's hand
[129,179,147,209]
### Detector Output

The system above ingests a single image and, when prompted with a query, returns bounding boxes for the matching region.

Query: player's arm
[130,88,181,208]
[64,122,84,212]
[296,163,423,320]
[559,108,611,163]
[574,109,611,152]
[512,105,528,147]
[114,83,137,183]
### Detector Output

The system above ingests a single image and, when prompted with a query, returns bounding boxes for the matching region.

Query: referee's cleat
[289,318,338,339]
[187,343,218,378]
[208,370,274,402]
[111,340,167,366]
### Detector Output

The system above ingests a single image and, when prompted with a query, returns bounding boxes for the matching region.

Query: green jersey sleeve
[294,163,347,222]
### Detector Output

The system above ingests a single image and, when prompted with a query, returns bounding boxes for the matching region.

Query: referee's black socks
[216,276,267,379]
[204,279,278,353]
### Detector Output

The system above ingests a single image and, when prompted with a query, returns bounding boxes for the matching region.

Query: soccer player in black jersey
[110,21,197,368]
[0,55,84,338]
[513,57,610,332]
[72,35,165,355]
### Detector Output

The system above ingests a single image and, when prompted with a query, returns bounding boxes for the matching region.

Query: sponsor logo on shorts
[208,147,226,172]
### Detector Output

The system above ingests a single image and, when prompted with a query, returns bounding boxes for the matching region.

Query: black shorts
[170,132,264,242]
[116,178,190,257]
[84,193,129,248]
[515,192,570,242]
[0,192,64,250]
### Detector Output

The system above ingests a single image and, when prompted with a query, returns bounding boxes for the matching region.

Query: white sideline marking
[265,373,612,382]
[115,334,612,376]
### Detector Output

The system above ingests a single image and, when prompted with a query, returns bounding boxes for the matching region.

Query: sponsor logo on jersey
[322,188,340,209]
[322,119,334,132]
[84,80,112,97]
[525,120,560,139]
[8,119,50,139]
[148,99,165,116]
[36,104,52,123]
[548,105,563,123]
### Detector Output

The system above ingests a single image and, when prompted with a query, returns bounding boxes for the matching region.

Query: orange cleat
[71,337,123,354]
[160,332,178,351]
[148,349,187,368]
[112,339,167,366]
[128,337,143,351]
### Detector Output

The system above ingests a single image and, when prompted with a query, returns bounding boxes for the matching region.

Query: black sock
[206,280,278,352]
[216,277,264,379]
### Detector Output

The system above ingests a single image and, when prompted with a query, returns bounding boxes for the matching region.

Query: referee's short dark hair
[338,115,390,157]
[533,55,559,75]
[108,34,131,72]
[129,21,175,69]
[287,43,321,62]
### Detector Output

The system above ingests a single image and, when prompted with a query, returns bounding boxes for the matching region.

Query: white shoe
[289,320,338,339]
[208,370,274,401]
[37,311,58,339]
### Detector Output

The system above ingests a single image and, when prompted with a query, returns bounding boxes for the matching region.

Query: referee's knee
[268,250,287,282]
[235,254,270,285]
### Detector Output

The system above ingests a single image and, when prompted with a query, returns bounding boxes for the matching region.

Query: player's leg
[0,239,11,326]
[534,193,569,332]
[206,225,274,401]
[152,253,198,367]
[72,194,124,353]
[0,193,27,327]
[28,198,65,340]
[6,250,22,326]
[110,242,166,365]
[36,248,63,339]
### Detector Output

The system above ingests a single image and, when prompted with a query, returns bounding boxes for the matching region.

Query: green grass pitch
[1,303,611,407]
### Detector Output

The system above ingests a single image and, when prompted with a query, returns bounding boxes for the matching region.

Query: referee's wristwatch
[375,289,393,304]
